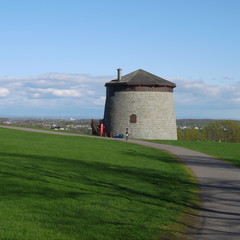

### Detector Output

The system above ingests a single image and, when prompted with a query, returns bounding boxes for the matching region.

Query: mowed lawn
[151,140,240,168]
[0,128,196,240]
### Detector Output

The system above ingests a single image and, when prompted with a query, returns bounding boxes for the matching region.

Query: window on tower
[130,114,137,123]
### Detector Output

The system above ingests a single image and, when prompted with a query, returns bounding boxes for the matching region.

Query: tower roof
[106,69,176,87]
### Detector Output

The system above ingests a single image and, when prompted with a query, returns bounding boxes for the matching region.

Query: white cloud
[51,89,82,97]
[176,79,222,97]
[0,72,111,117]
[30,88,83,97]
[32,93,41,98]
[0,88,9,97]
[231,98,240,103]
[174,78,240,102]
[86,90,95,95]
[93,96,106,105]
[0,72,239,119]
[172,78,240,119]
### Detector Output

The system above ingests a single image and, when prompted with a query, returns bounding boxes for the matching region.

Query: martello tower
[103,69,177,140]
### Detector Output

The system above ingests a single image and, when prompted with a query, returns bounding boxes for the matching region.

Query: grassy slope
[151,140,240,168]
[0,128,196,240]
[2,125,89,135]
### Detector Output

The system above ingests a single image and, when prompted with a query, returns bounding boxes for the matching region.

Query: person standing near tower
[125,128,129,141]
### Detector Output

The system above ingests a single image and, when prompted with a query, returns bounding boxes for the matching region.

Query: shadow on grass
[0,150,201,240]
[120,144,240,238]
[0,151,196,209]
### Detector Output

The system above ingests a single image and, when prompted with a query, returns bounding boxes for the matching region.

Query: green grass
[0,128,197,240]
[150,140,240,168]
[2,125,89,135]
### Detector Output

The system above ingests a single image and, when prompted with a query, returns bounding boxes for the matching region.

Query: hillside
[177,119,217,128]
[177,119,240,128]
[0,127,196,240]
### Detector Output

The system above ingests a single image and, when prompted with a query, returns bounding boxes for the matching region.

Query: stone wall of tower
[104,90,177,140]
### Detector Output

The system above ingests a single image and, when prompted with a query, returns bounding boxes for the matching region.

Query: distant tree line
[176,119,216,128]
[177,120,240,143]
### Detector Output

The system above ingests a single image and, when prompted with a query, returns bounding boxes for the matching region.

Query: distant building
[103,69,177,140]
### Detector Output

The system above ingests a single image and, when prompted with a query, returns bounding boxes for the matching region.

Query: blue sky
[0,0,240,119]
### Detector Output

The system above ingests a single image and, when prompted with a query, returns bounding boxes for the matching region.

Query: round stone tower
[103,69,177,140]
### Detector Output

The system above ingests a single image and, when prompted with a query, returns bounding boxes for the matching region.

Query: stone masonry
[104,91,177,140]
[103,69,177,140]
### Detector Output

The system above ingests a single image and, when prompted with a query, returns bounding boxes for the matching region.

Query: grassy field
[151,140,240,168]
[0,128,197,240]
[1,125,89,135]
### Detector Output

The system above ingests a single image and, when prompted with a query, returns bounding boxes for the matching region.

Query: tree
[203,120,240,143]
[177,128,183,140]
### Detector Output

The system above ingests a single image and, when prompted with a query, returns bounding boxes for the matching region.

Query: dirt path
[1,126,240,240]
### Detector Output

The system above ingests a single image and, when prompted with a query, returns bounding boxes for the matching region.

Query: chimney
[117,68,122,81]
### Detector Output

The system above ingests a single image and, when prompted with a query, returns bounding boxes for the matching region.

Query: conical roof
[106,69,176,87]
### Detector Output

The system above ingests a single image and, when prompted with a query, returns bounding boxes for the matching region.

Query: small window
[130,114,137,123]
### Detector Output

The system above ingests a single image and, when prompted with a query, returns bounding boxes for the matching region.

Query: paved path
[1,126,240,240]
[130,140,240,240]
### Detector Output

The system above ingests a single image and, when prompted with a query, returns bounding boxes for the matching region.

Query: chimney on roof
[117,68,122,81]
